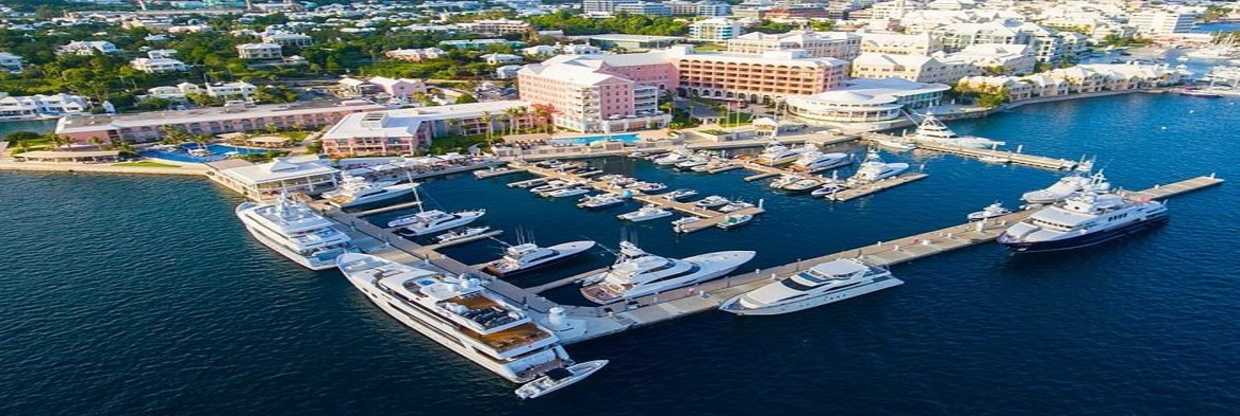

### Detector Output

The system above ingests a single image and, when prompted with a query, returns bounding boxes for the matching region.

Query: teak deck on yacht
[466,322,551,351]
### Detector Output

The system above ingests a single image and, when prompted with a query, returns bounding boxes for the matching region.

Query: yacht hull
[720,276,903,316]
[998,214,1169,253]
[332,185,416,209]
[236,203,341,271]
[580,251,755,304]
[485,242,596,277]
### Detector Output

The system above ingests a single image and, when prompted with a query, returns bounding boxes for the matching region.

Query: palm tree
[503,107,522,136]
[530,104,556,135]
[44,132,69,150]
[160,126,190,146]
[480,111,494,142]
[191,134,211,151]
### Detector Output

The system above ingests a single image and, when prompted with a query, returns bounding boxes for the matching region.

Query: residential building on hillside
[850,52,972,84]
[262,33,313,48]
[0,52,22,73]
[690,18,743,41]
[57,40,118,56]
[859,32,942,55]
[614,1,672,16]
[0,93,90,121]
[385,48,446,62]
[237,43,284,60]
[583,0,638,14]
[458,19,532,35]
[206,81,258,98]
[130,57,189,73]
[950,43,1036,75]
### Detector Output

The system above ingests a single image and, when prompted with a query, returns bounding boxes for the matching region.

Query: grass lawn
[114,160,181,168]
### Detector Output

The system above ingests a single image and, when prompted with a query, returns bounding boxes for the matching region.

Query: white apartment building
[237,43,284,60]
[57,41,118,56]
[582,0,638,14]
[851,52,972,85]
[726,31,862,60]
[0,93,89,120]
[1129,10,1196,35]
[147,49,178,59]
[0,52,22,73]
[262,33,313,48]
[457,19,531,35]
[206,81,258,98]
[690,18,743,41]
[130,57,189,73]
[859,32,942,55]
[950,43,1036,75]
[385,48,446,62]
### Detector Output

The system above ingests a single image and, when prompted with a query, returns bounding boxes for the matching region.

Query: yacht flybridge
[848,149,909,183]
[336,254,604,395]
[483,240,596,277]
[236,195,353,270]
[579,242,755,304]
[910,114,1006,149]
[720,259,902,316]
[755,142,803,166]
[1021,172,1111,205]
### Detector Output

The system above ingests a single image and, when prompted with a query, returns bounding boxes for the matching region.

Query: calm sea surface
[2,93,1239,415]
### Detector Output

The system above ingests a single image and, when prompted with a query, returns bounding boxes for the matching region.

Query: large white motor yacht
[1021,172,1110,205]
[998,190,1168,253]
[617,205,672,222]
[323,175,416,208]
[719,259,902,316]
[580,242,755,304]
[484,240,596,277]
[653,151,689,166]
[236,195,352,270]
[793,151,851,173]
[849,150,909,183]
[755,142,802,166]
[911,114,1006,149]
[398,209,486,236]
[336,254,576,383]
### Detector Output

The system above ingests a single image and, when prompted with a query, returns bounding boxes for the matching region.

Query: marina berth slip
[909,114,1006,149]
[323,175,417,209]
[792,150,852,173]
[483,240,596,277]
[235,195,353,271]
[720,259,903,316]
[579,242,755,305]
[336,253,586,386]
[848,149,910,184]
[998,191,1168,253]
[387,183,486,235]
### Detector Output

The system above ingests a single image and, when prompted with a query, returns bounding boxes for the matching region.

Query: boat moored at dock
[336,253,578,383]
[848,150,910,184]
[1021,172,1110,205]
[483,240,596,277]
[580,242,755,304]
[323,175,417,209]
[719,259,902,316]
[910,114,1006,149]
[236,195,353,271]
[515,360,609,399]
[998,191,1168,253]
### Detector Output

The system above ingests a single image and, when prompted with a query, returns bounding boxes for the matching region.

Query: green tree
[454,93,478,104]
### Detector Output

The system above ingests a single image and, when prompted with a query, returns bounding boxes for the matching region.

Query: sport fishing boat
[793,151,851,173]
[577,193,625,209]
[716,214,753,230]
[1021,172,1110,205]
[617,205,672,222]
[336,254,586,385]
[653,151,689,166]
[755,142,802,166]
[997,191,1168,253]
[719,259,902,316]
[967,202,1012,221]
[848,150,909,183]
[694,195,730,208]
[782,177,824,193]
[910,114,1006,149]
[514,360,609,400]
[483,240,596,277]
[236,195,353,270]
[435,226,492,244]
[323,175,417,208]
[387,185,485,234]
[662,188,698,201]
[579,242,755,304]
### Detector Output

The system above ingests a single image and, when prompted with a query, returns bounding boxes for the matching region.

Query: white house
[0,52,22,73]
[130,57,189,73]
[237,43,284,60]
[483,53,524,65]
[58,41,118,55]
[0,93,90,120]
[206,81,258,98]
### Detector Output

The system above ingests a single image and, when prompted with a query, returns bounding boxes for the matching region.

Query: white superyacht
[336,253,585,384]
[236,195,353,270]
[580,242,755,304]
[998,190,1168,253]
[719,259,902,316]
[910,114,1006,149]
[793,151,851,173]
[323,175,417,209]
[848,149,909,183]
[755,142,803,166]
[483,240,597,277]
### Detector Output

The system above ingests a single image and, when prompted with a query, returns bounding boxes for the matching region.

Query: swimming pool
[550,133,641,146]
[141,144,270,163]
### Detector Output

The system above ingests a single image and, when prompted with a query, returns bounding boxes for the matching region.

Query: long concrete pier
[861,132,1086,171]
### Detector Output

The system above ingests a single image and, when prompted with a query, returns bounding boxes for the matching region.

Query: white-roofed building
[949,43,1036,75]
[385,48,447,62]
[690,18,743,42]
[320,101,538,157]
[0,93,90,121]
[130,57,189,73]
[858,32,942,56]
[727,30,862,60]
[851,52,971,84]
[209,155,340,201]
[237,43,284,60]
[0,52,23,73]
[1129,10,1196,35]
[785,78,950,125]
[206,81,258,98]
[57,40,118,56]
[262,33,313,48]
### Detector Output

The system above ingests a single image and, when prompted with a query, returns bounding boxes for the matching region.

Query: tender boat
[848,150,909,183]
[998,190,1168,253]
[755,142,802,166]
[716,214,753,230]
[810,181,848,198]
[515,360,608,400]
[236,195,353,271]
[336,253,579,383]
[435,226,492,243]
[719,259,902,316]
[694,195,730,208]
[671,216,701,233]
[793,151,851,173]
[1021,172,1110,205]
[542,187,591,198]
[662,188,698,201]
[675,157,710,170]
[577,193,625,209]
[782,177,823,193]
[719,200,754,213]
[323,175,417,208]
[617,205,672,222]
[630,182,668,193]
[579,242,755,304]
[967,202,1012,221]
[483,240,596,277]
[910,114,1006,149]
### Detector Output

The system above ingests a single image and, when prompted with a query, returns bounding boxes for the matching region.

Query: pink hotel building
[517,45,849,132]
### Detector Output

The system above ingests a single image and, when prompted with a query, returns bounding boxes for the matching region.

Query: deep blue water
[2,93,1239,415]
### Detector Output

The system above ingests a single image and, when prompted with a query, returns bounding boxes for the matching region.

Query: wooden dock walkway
[862,133,1083,171]
[1118,175,1223,200]
[825,173,929,202]
[352,200,421,217]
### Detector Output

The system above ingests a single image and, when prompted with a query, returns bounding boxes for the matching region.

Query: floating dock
[862,133,1084,171]
[825,173,929,202]
[473,167,524,179]
[350,200,422,217]
[422,230,503,251]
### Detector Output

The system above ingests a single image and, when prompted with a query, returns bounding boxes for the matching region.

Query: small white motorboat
[435,226,491,243]
[617,205,672,222]
[543,187,591,198]
[694,195,730,208]
[716,214,753,230]
[719,201,754,213]
[514,360,609,400]
[979,155,1010,164]
[577,193,625,209]
[671,216,701,233]
[967,202,1012,221]
[662,188,698,201]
